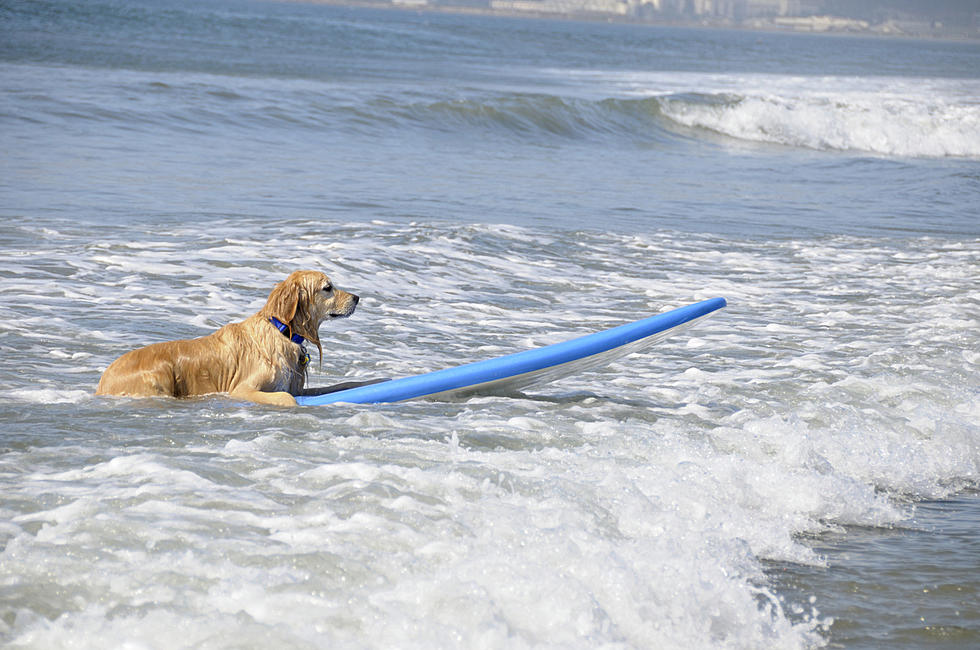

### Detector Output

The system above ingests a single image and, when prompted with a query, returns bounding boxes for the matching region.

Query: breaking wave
[657,90,980,158]
[5,62,979,159]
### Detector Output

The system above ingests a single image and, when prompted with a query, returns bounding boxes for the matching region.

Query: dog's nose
[352,294,359,305]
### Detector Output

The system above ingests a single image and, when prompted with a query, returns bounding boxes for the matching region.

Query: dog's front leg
[229,385,297,407]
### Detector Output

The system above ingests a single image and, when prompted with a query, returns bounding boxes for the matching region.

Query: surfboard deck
[296,297,726,405]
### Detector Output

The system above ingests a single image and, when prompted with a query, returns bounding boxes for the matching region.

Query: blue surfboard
[296,297,726,405]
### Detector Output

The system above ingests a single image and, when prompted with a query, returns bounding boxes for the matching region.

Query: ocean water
[1,1,978,648]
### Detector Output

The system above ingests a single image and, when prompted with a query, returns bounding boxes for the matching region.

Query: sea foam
[1,220,977,650]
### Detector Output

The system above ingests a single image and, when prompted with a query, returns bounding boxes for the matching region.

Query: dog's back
[96,332,231,398]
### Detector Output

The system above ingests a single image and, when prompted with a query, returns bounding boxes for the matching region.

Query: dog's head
[262,270,358,357]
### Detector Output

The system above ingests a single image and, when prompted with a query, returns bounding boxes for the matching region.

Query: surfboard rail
[296,297,726,405]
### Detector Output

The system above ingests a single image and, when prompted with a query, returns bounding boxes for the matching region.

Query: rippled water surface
[1,1,978,648]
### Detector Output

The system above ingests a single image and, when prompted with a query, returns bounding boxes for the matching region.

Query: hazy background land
[314,0,980,39]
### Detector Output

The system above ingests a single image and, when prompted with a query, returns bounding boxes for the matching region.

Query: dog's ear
[265,276,300,326]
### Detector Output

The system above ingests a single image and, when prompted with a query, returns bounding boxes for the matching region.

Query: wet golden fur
[95,271,358,406]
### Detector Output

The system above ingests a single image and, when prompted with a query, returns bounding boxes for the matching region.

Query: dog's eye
[322,284,332,293]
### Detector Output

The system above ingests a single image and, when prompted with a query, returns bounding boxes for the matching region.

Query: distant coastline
[294,0,980,41]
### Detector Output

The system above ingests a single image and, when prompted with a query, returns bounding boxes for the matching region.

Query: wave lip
[659,91,980,158]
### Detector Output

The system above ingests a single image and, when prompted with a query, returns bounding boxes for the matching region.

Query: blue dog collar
[269,317,305,345]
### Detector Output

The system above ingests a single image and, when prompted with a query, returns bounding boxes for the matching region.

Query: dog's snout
[329,290,358,318]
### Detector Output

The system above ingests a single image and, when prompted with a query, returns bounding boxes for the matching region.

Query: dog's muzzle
[330,293,358,318]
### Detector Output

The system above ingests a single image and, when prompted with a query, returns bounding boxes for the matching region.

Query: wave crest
[400,89,980,158]
[658,91,980,158]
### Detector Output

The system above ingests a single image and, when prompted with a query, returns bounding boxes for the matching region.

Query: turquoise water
[1,1,978,647]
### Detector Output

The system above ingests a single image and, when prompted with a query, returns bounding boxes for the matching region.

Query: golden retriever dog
[96,270,358,406]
